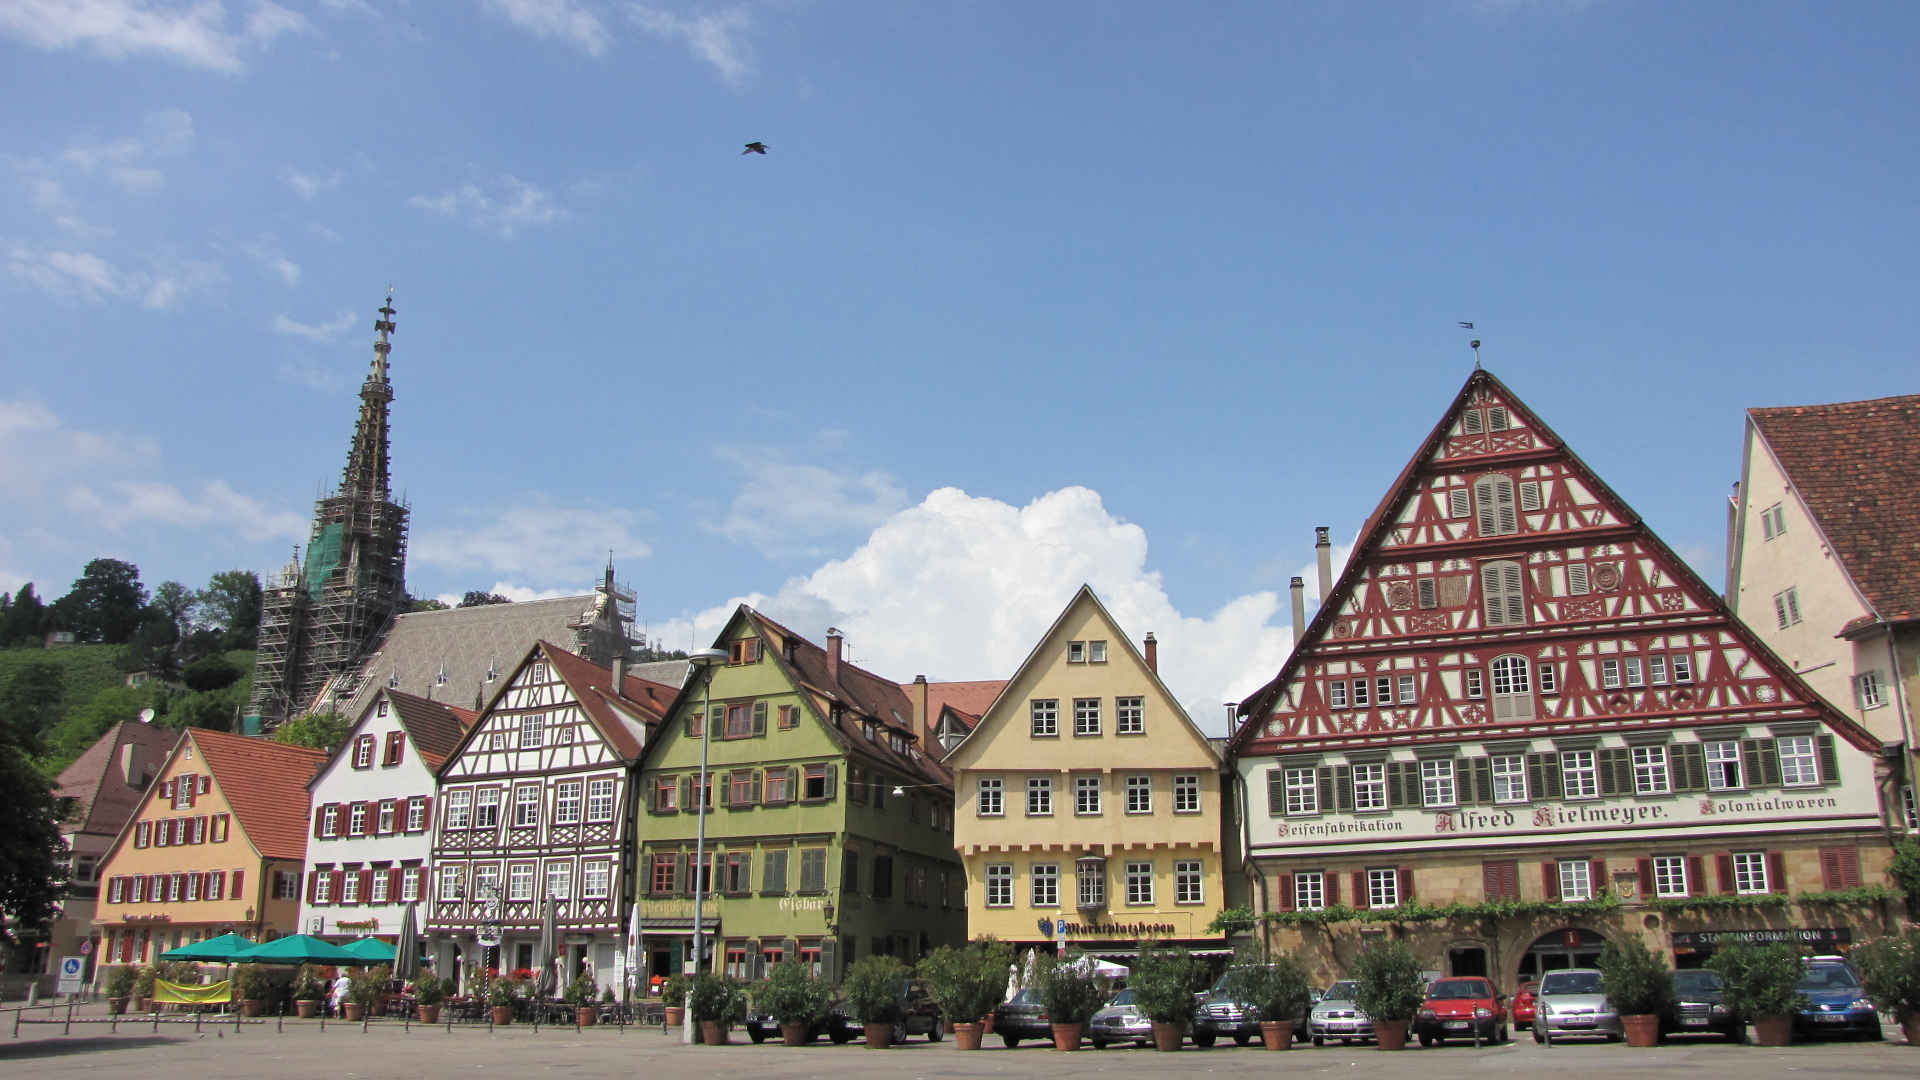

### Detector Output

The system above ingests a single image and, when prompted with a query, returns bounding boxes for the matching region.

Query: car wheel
[927,1018,944,1042]
[1002,1035,1020,1048]
[748,1027,767,1044]
[830,1029,853,1044]
[1313,1037,1324,1047]
[1192,1033,1216,1047]
[1419,1033,1438,1047]
[1532,1026,1545,1044]
[1234,1034,1253,1046]
[1091,1038,1108,1049]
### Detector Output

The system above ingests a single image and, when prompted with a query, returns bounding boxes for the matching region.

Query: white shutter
[1482,561,1526,626]
[1475,477,1517,536]
[1519,481,1541,511]
[1502,563,1525,624]
[1448,489,1471,519]
[1463,409,1484,434]
[1487,407,1510,431]
[1567,564,1590,596]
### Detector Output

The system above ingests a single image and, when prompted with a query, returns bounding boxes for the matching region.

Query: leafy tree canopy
[0,661,65,756]
[196,570,262,650]
[181,656,244,693]
[53,559,148,645]
[273,711,350,750]
[0,585,51,647]
[0,744,65,937]
[458,591,512,607]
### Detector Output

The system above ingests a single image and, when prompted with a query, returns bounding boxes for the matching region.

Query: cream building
[946,586,1228,959]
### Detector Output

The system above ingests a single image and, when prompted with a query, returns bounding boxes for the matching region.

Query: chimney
[912,675,930,747]
[1143,633,1158,674]
[1226,702,1239,730]
[1290,577,1307,645]
[611,654,626,696]
[1315,527,1334,602]
[121,742,143,786]
[826,628,843,684]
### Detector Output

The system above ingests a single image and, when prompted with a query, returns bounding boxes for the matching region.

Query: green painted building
[634,608,968,982]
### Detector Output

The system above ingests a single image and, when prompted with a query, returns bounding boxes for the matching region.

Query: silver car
[1309,980,1374,1046]
[1089,988,1155,1048]
[1532,968,1622,1042]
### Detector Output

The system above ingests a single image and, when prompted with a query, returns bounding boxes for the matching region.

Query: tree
[458,591,512,608]
[406,595,449,613]
[150,582,198,636]
[181,656,244,693]
[196,570,262,651]
[43,685,165,767]
[52,559,148,644]
[0,662,64,753]
[273,711,350,750]
[0,745,65,939]
[0,585,50,647]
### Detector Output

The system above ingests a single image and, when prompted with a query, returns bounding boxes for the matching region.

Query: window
[1292,871,1324,911]
[538,862,568,899]
[1567,563,1590,596]
[1030,699,1058,737]
[778,704,800,729]
[763,850,789,893]
[1116,697,1144,734]
[1558,859,1593,901]
[401,867,420,902]
[513,786,540,827]
[1492,755,1528,803]
[1487,406,1510,431]
[1732,851,1770,894]
[1482,560,1526,625]
[475,788,500,828]
[439,865,464,901]
[1352,763,1388,811]
[349,803,367,836]
[353,735,374,769]
[1418,578,1437,609]
[1074,698,1102,736]
[1351,677,1370,708]
[377,801,395,834]
[109,877,125,904]
[1448,487,1471,518]
[1367,867,1399,909]
[1420,759,1456,807]
[1068,641,1086,663]
[582,862,610,899]
[1858,671,1887,710]
[1483,860,1520,900]
[1125,861,1154,905]
[519,714,544,749]
[1537,662,1559,695]
[977,778,1004,816]
[1031,863,1058,907]
[136,820,151,848]
[1284,768,1318,815]
[1632,745,1670,794]
[1625,657,1644,688]
[1078,864,1106,909]
[1779,735,1820,786]
[762,769,790,805]
[1773,588,1802,628]
[1376,677,1392,705]
[1173,774,1201,813]
[1652,855,1688,898]
[655,777,680,812]
[1075,776,1102,815]
[341,870,360,903]
[1673,653,1694,682]
[321,805,341,837]
[1465,669,1484,698]
[1644,655,1667,685]
[1697,740,1742,790]
[1601,658,1622,688]
[1175,860,1203,904]
[985,864,1013,907]
[1330,680,1349,708]
[1126,774,1153,813]
[800,849,827,893]
[365,868,388,902]
[723,704,752,740]
[186,873,200,901]
[553,780,582,824]
[1561,750,1598,799]
[803,764,829,800]
[1475,475,1518,536]
[1027,776,1053,816]
[729,771,754,805]
[1387,675,1410,705]
[445,790,471,829]
[1089,640,1108,663]
[1490,655,1533,720]
[315,872,334,903]
[1761,502,1786,540]
[1905,788,1918,833]
[383,730,405,765]
[586,778,615,822]
[727,852,752,894]
[406,798,426,832]
[728,638,762,664]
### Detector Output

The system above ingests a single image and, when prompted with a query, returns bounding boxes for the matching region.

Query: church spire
[341,293,396,498]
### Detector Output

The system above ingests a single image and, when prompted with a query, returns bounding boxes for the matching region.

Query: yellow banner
[153,979,233,1004]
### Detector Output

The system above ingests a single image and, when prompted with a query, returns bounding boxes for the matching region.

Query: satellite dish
[138,709,156,725]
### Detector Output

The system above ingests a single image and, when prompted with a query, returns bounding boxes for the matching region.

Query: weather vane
[1460,322,1481,369]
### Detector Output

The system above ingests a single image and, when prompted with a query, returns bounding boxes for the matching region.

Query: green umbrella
[232,934,364,966]
[158,933,257,962]
[341,937,396,963]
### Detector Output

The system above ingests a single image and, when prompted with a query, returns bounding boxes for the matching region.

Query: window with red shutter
[1324,870,1339,907]
[1350,870,1366,906]
[231,869,244,899]
[1767,852,1789,893]
[208,871,224,901]
[1483,861,1519,900]
[1716,854,1736,894]
[1400,867,1415,901]
[1541,862,1560,900]
[1637,858,1655,898]
[308,869,321,903]
[1687,856,1706,898]
[1278,872,1295,911]
[1590,859,1607,895]
[1817,847,1861,890]
[136,821,151,848]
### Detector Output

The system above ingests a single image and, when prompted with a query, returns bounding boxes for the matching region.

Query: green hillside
[0,645,258,773]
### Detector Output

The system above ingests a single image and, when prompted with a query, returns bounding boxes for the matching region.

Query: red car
[1414,977,1509,1046]
[1511,981,1539,1026]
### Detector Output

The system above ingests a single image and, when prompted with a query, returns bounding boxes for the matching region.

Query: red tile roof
[385,690,477,770]
[539,642,671,761]
[1751,394,1920,624]
[913,680,1009,727]
[54,721,180,838]
[190,729,328,862]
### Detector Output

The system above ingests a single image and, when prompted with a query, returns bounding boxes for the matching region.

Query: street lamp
[683,647,728,1045]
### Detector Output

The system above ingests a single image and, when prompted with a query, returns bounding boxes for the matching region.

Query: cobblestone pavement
[1,1012,1915,1080]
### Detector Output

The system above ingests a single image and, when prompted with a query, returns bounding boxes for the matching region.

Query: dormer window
[376,699,389,718]
[436,665,449,686]
[729,639,763,665]
[864,723,877,741]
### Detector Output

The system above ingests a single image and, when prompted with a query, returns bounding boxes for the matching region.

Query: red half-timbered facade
[1230,370,1897,986]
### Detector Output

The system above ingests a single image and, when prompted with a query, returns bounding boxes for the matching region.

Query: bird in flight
[1458,322,1474,330]
[743,142,768,155]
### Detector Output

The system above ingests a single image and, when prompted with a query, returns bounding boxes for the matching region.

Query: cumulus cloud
[283,166,342,198]
[486,0,611,57]
[629,4,752,83]
[272,309,356,341]
[0,0,311,73]
[409,175,569,237]
[710,446,909,557]
[433,582,578,607]
[8,246,220,307]
[412,499,652,590]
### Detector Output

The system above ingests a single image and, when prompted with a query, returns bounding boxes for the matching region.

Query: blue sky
[3,1,1915,728]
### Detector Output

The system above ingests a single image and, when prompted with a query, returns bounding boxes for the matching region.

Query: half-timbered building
[1229,370,1899,988]
[426,642,675,994]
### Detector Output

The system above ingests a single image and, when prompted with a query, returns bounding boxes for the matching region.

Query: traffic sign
[57,956,85,995]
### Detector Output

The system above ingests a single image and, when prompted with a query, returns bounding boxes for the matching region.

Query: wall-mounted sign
[1671,928,1849,950]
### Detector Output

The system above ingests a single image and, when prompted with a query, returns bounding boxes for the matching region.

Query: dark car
[993,988,1053,1047]
[1414,977,1507,1046]
[1792,958,1879,1040]
[1665,969,1740,1041]
[1192,971,1315,1046]
[820,979,946,1044]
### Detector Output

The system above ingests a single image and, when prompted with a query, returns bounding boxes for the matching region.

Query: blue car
[1792,958,1880,1040]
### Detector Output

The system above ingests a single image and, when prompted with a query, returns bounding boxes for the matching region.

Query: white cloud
[710,446,909,556]
[273,309,356,341]
[0,1,309,73]
[283,166,342,198]
[433,582,576,607]
[409,175,569,237]
[240,237,299,283]
[412,499,652,589]
[486,0,611,57]
[7,246,219,307]
[629,4,752,83]
[660,486,1295,734]
[68,478,305,540]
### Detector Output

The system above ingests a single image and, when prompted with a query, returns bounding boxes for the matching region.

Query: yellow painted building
[947,586,1228,958]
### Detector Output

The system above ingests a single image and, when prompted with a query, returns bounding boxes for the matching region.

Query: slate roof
[1750,393,1920,624]
[189,729,329,862]
[331,595,603,719]
[384,689,477,770]
[54,721,180,838]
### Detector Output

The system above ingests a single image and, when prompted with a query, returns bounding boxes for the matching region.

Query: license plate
[1560,1019,1593,1027]
[1444,1021,1469,1029]
[1816,1015,1849,1023]
[1681,1018,1708,1026]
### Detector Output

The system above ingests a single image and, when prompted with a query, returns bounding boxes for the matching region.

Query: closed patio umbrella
[159,933,256,963]
[392,905,421,981]
[534,898,559,997]
[232,934,363,966]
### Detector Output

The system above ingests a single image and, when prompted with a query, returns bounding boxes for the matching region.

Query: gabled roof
[914,680,1007,729]
[189,729,328,862]
[447,641,674,769]
[330,594,599,717]
[385,690,476,770]
[54,721,179,838]
[1749,393,1920,624]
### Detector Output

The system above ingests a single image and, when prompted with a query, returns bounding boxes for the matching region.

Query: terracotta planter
[864,1021,892,1048]
[1373,1019,1410,1050]
[980,1014,995,1034]
[491,1005,515,1026]
[1622,1015,1660,1048]
[664,1005,685,1027]
[1152,1022,1183,1051]
[1903,1016,1920,1046]
[953,1021,983,1050]
[1753,1015,1791,1047]
[1261,1020,1293,1049]
[108,998,128,1015]
[344,1003,366,1022]
[418,1004,441,1023]
[1051,1022,1083,1051]
[135,997,152,1013]
[296,999,320,1018]
[577,1007,597,1027]
[781,1021,809,1046]
[239,999,264,1017]
[702,1020,731,1045]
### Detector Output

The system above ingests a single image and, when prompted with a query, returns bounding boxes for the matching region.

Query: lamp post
[682,648,728,1045]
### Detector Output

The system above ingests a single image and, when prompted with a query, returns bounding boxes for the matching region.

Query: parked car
[1792,958,1879,1040]
[1665,969,1740,1041]
[1415,977,1508,1046]
[820,980,946,1044]
[1089,987,1156,1048]
[1531,968,1621,1042]
[993,988,1053,1048]
[1511,981,1538,1029]
[1192,972,1316,1046]
[1309,979,1374,1046]
[744,1007,834,1044]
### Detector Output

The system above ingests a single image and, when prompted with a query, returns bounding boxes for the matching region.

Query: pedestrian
[329,972,351,1017]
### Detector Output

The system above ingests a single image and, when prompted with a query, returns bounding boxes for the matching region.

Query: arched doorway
[1448,941,1489,978]
[1518,928,1604,980]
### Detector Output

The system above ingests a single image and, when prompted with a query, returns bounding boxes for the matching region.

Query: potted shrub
[234,964,271,1017]
[344,964,388,1022]
[1598,937,1676,1047]
[563,973,599,1027]
[1852,929,1920,1046]
[844,955,911,1048]
[104,965,136,1014]
[1130,941,1203,1051]
[1035,950,1106,1051]
[293,965,326,1018]
[1221,949,1313,1050]
[754,958,833,1046]
[488,973,520,1025]
[1707,942,1805,1047]
[1350,939,1427,1050]
[414,972,447,1023]
[133,964,157,1012]
[919,939,1014,1050]
[661,973,690,1029]
[689,972,745,1045]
